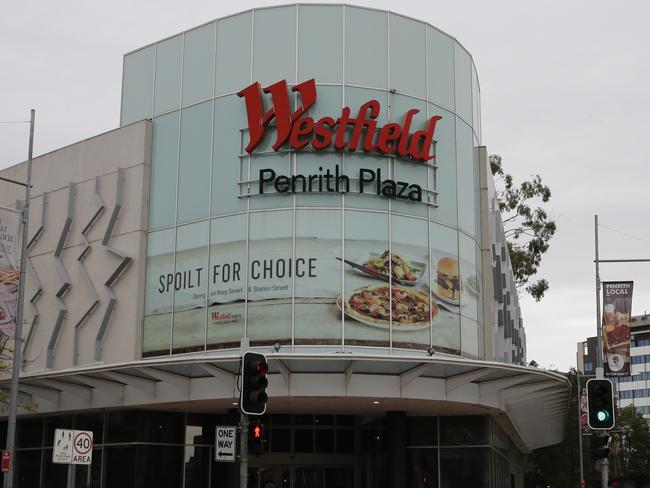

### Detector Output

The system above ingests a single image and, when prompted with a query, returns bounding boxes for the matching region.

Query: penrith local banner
[0,207,20,337]
[603,281,633,376]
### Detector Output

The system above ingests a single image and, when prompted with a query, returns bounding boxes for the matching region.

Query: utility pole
[2,109,35,488]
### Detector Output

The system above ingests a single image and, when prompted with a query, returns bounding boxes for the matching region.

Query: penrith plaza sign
[238,79,444,203]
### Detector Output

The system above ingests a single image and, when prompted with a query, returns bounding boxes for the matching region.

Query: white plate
[431,288,461,307]
[351,251,426,286]
[336,289,434,331]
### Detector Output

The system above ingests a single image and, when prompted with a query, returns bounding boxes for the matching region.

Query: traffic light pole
[240,412,248,488]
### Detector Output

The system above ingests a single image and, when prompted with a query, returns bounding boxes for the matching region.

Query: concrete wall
[0,121,151,372]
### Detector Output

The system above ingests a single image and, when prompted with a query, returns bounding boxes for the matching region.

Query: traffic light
[240,352,269,415]
[248,421,265,455]
[591,435,611,460]
[586,379,615,430]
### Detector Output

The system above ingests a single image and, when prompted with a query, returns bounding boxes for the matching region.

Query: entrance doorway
[249,465,354,488]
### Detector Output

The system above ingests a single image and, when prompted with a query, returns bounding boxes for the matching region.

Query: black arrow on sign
[218,451,234,457]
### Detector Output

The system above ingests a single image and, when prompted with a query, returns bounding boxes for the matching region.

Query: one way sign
[215,426,236,462]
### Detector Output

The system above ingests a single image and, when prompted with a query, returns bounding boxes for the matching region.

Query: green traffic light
[597,410,610,422]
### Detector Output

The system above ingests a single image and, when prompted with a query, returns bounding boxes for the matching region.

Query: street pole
[240,412,248,488]
[595,215,603,375]
[576,353,584,485]
[4,109,35,488]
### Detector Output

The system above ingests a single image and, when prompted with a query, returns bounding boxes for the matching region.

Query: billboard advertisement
[603,281,634,377]
[0,207,20,337]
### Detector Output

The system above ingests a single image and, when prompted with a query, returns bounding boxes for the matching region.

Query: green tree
[490,154,556,301]
[615,406,650,486]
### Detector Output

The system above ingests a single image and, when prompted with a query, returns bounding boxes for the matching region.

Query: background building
[0,5,569,487]
[578,314,650,420]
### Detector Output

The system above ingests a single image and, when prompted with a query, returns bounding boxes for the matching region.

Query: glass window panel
[104,447,136,488]
[390,95,429,217]
[390,215,430,350]
[43,449,69,487]
[294,429,314,452]
[407,417,437,447]
[212,95,247,216]
[182,23,216,106]
[44,415,73,447]
[207,215,246,350]
[144,228,175,356]
[430,222,460,355]
[310,84,343,121]
[439,416,487,445]
[121,46,154,126]
[315,429,334,452]
[154,35,183,115]
[427,27,455,111]
[106,411,140,443]
[172,220,209,353]
[298,5,343,83]
[251,153,293,210]
[149,112,179,229]
[295,152,344,207]
[295,209,342,345]
[454,43,473,126]
[344,210,389,348]
[345,7,387,88]
[390,15,426,99]
[428,104,456,226]
[138,445,184,488]
[184,445,210,488]
[76,412,104,444]
[472,63,481,141]
[215,12,252,96]
[17,417,43,448]
[178,101,212,223]
[75,449,102,488]
[248,210,293,345]
[253,6,296,86]
[270,428,291,452]
[456,118,476,236]
[461,315,479,359]
[336,429,355,453]
[408,448,439,488]
[15,449,41,488]
[459,233,478,320]
[440,447,488,487]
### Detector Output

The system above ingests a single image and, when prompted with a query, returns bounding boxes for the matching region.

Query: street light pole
[3,109,35,488]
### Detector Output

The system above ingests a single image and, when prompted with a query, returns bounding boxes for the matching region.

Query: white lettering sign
[215,426,236,462]
[52,429,93,465]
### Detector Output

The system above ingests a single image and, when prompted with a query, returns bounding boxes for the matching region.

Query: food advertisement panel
[0,207,20,338]
[142,211,479,356]
[603,281,633,377]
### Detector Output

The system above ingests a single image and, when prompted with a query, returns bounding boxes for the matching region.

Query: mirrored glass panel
[143,228,176,356]
[247,210,293,345]
[154,35,182,115]
[459,233,479,320]
[253,6,296,86]
[345,7,388,88]
[390,215,430,350]
[172,220,209,353]
[215,12,252,96]
[207,215,247,350]
[295,209,342,345]
[343,210,389,348]
[456,118,476,236]
[428,104,456,226]
[182,23,216,106]
[178,101,212,223]
[454,43,473,126]
[389,15,426,99]
[121,46,154,125]
[298,5,343,83]
[429,222,460,355]
[150,112,179,229]
[427,27,455,112]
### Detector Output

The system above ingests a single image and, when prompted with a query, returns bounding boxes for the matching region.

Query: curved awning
[1,351,570,452]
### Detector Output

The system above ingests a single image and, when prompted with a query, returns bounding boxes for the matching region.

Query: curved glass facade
[123,5,483,358]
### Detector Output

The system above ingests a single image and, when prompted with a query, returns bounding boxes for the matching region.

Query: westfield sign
[238,79,442,163]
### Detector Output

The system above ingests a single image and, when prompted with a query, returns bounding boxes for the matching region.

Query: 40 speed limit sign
[52,429,94,465]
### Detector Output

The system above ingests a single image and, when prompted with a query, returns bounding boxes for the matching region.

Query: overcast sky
[2,0,649,371]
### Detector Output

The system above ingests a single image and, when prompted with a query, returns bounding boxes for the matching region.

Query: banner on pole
[603,281,634,377]
[0,207,20,338]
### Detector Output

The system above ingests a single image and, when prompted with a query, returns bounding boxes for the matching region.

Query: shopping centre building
[0,5,570,487]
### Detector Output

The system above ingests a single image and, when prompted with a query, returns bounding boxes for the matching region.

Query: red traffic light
[256,361,269,375]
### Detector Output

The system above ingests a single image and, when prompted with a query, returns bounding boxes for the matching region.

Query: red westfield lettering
[238,79,442,163]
